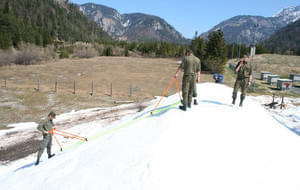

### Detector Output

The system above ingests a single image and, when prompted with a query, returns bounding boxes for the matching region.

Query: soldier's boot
[239,101,243,107]
[35,150,42,166]
[48,154,55,159]
[232,97,236,105]
[35,155,40,165]
[239,95,245,107]
[35,159,40,166]
[188,103,191,108]
[179,105,187,111]
[194,99,198,105]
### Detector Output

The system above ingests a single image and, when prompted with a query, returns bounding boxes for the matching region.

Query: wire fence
[1,77,141,97]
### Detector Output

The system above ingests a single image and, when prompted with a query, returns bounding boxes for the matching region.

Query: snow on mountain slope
[1,83,300,190]
[273,5,300,23]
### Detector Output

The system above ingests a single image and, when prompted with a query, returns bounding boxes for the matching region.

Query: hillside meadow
[1,54,300,129]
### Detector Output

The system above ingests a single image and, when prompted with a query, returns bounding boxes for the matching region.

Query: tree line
[0,0,111,49]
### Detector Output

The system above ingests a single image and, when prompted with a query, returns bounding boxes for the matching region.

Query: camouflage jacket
[180,55,201,76]
[37,118,54,134]
[236,61,252,79]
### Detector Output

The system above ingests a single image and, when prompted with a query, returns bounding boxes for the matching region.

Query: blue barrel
[217,75,224,84]
[213,73,219,82]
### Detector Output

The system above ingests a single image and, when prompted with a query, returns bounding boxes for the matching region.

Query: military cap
[48,111,56,118]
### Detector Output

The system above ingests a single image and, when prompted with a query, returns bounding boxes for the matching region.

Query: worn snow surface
[1,83,300,190]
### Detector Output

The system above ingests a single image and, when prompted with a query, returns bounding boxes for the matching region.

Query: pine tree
[255,44,270,54]
[104,46,113,56]
[124,46,129,57]
[0,32,12,49]
[3,0,9,14]
[204,30,228,73]
[206,30,227,62]
[191,37,206,60]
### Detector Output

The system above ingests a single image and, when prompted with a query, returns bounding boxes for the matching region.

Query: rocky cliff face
[80,3,189,44]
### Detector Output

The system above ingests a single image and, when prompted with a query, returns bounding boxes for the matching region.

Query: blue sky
[70,0,299,39]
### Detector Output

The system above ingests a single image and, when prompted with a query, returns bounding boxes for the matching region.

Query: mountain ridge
[80,3,189,44]
[263,18,300,54]
[200,5,300,45]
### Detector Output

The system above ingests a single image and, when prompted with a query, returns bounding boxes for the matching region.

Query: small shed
[277,79,293,90]
[261,71,271,80]
[289,74,300,82]
[267,75,280,85]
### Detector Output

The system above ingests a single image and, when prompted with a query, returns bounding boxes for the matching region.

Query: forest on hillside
[0,0,111,49]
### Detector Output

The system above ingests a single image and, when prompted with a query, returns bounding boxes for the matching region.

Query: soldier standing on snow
[35,111,56,165]
[232,54,253,107]
[174,49,201,111]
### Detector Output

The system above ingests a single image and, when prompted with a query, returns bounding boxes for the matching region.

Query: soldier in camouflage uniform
[232,55,253,107]
[35,111,56,165]
[175,50,201,111]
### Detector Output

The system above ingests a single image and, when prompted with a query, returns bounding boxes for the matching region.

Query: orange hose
[151,77,176,115]
[54,129,87,141]
[50,128,87,141]
[53,134,63,152]
[175,78,182,100]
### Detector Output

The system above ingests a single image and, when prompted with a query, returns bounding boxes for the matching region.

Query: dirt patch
[55,103,148,130]
[0,136,40,163]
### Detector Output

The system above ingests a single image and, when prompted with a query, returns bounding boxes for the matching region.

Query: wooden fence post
[90,80,94,96]
[55,78,58,93]
[130,84,133,97]
[110,82,113,97]
[4,78,7,88]
[37,78,40,92]
[73,80,76,94]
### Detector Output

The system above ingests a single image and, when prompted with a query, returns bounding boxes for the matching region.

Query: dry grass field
[0,56,215,129]
[1,54,299,129]
[253,54,300,77]
[1,57,180,97]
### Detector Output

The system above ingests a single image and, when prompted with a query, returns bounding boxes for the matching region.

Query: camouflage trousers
[193,79,197,98]
[182,75,195,106]
[37,134,52,161]
[232,78,249,101]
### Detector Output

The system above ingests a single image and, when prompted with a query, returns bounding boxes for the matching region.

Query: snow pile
[1,83,300,190]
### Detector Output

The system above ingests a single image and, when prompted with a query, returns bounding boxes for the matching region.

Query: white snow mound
[1,83,300,190]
